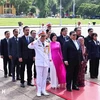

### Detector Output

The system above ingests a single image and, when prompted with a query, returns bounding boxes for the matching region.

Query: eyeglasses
[25,29,29,31]
[72,34,77,36]
[15,31,18,33]
[32,33,36,34]
[94,35,97,37]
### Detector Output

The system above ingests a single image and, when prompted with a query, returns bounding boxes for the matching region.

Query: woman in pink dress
[50,33,66,88]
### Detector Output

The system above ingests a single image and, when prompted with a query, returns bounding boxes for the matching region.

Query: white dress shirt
[72,40,79,50]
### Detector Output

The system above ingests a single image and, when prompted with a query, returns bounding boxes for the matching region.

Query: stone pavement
[0,60,100,100]
[0,59,64,100]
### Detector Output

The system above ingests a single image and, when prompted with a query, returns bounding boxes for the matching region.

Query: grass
[0,18,100,26]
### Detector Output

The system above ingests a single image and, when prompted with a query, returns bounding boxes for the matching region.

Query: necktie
[15,38,18,57]
[15,37,17,41]
[26,37,29,43]
[6,39,9,43]
[42,43,44,47]
[64,37,66,41]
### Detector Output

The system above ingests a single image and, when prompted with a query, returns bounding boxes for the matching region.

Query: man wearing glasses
[63,31,83,92]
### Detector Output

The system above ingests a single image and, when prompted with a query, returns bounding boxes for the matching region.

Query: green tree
[47,0,58,16]
[10,0,33,15]
[77,3,100,17]
[33,0,49,18]
[0,0,6,5]
[30,6,36,13]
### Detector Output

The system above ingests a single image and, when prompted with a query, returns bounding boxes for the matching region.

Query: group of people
[0,23,100,97]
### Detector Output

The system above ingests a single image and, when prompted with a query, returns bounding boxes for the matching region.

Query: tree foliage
[7,0,100,17]
[0,0,6,5]
[77,3,100,16]
[9,0,33,15]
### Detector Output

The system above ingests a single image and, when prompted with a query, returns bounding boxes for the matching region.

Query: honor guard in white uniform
[28,29,50,97]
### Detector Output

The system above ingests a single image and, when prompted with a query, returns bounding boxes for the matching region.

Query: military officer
[28,29,50,97]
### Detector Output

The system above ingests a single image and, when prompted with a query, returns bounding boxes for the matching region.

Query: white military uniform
[28,39,50,94]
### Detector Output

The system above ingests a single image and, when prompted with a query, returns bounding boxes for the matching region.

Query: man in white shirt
[28,29,49,97]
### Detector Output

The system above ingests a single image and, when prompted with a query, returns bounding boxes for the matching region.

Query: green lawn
[0,18,100,26]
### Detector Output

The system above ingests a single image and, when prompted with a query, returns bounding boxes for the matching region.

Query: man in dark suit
[19,26,35,87]
[84,28,93,73]
[85,28,93,51]
[8,29,20,82]
[63,31,83,92]
[74,27,84,39]
[57,27,70,51]
[1,31,11,78]
[30,30,36,79]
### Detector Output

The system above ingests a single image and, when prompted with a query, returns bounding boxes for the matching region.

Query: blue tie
[26,37,29,43]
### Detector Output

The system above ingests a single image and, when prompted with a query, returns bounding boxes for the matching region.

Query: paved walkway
[0,58,100,100]
[0,59,64,100]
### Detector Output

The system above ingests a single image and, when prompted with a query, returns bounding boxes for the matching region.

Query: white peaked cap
[37,28,46,35]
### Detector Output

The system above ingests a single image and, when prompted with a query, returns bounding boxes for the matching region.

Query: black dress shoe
[20,83,25,88]
[67,88,72,92]
[12,79,16,82]
[95,76,98,79]
[72,86,79,90]
[90,76,95,79]
[9,74,12,77]
[4,75,7,78]
[16,78,21,80]
[27,83,34,86]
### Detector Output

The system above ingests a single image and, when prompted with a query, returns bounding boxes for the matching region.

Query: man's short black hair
[74,27,81,32]
[60,27,67,34]
[46,29,50,33]
[23,26,29,30]
[74,27,78,32]
[69,31,75,36]
[4,31,9,35]
[30,30,36,34]
[88,28,93,32]
[13,29,17,33]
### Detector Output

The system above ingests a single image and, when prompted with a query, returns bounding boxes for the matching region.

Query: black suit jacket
[19,36,35,59]
[88,40,100,59]
[76,35,84,40]
[63,39,83,62]
[8,37,19,59]
[57,35,70,51]
[84,35,92,51]
[1,38,9,57]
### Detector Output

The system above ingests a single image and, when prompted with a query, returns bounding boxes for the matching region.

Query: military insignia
[44,44,50,54]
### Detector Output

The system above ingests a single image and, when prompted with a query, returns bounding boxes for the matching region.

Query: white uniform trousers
[36,66,48,93]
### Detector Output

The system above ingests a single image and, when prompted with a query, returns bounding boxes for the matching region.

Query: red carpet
[46,81,100,100]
